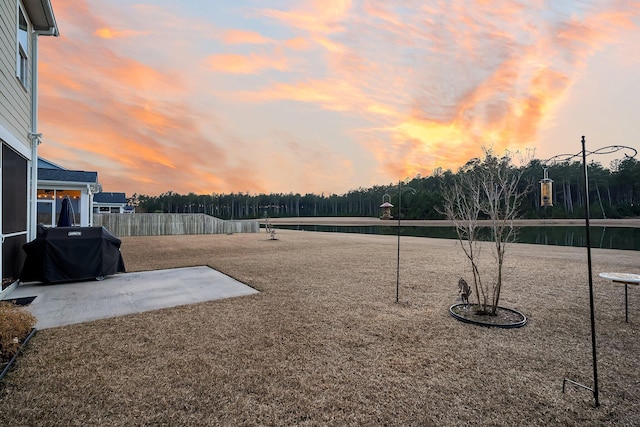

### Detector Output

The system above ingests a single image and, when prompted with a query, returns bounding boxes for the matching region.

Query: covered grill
[20,226,125,284]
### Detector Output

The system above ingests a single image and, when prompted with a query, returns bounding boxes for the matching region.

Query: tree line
[131,156,640,220]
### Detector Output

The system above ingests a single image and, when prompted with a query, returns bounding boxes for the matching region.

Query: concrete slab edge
[0,280,19,300]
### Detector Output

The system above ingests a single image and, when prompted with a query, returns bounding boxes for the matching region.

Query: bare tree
[441,159,485,310]
[441,150,531,315]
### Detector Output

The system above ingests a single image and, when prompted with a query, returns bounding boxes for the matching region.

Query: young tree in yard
[441,150,531,315]
[440,160,484,310]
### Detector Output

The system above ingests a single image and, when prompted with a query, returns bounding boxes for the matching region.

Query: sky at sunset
[38,0,640,196]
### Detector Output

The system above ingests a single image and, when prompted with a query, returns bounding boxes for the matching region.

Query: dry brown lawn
[1,230,639,426]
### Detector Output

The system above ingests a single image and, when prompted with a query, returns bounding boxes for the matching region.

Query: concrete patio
[3,266,259,329]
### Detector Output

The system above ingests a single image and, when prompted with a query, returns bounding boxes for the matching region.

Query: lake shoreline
[262,216,640,228]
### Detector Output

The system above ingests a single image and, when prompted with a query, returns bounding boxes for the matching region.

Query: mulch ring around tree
[449,303,527,328]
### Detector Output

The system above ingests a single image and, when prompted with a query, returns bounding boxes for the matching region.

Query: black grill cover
[20,226,126,283]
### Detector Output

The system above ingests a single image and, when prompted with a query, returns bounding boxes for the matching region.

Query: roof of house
[38,158,64,169]
[38,168,98,183]
[23,0,59,35]
[38,157,99,184]
[94,192,128,204]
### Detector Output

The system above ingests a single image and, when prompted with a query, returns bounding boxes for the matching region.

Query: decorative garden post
[394,182,415,303]
[545,137,637,408]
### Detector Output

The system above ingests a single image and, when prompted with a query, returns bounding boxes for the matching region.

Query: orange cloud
[363,2,404,28]
[94,27,148,39]
[261,0,351,34]
[38,1,260,195]
[222,29,270,44]
[38,87,257,195]
[94,28,114,38]
[284,37,310,50]
[206,52,289,74]
[243,79,344,107]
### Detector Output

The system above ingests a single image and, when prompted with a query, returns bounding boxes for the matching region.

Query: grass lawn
[1,230,639,425]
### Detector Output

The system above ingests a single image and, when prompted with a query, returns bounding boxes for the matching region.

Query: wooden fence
[94,213,259,237]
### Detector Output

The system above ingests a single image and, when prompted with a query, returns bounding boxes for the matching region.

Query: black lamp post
[544,136,637,408]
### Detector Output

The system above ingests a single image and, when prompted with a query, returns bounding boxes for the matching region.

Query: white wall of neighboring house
[92,192,129,214]
[36,184,95,227]
[37,159,101,228]
[94,204,126,214]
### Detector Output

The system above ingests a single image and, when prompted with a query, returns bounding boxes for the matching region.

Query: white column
[79,189,90,227]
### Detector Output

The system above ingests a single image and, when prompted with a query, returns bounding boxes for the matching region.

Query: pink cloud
[222,29,271,44]
[284,37,311,50]
[38,0,267,195]
[261,0,352,34]
[206,52,289,74]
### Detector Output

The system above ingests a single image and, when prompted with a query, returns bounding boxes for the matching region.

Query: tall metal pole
[548,139,635,407]
[390,181,415,304]
[396,180,401,303]
[582,135,600,407]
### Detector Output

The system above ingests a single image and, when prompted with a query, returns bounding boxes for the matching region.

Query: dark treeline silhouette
[132,157,640,220]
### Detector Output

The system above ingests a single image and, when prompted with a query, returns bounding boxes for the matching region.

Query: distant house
[37,158,101,227]
[93,192,131,214]
[0,1,58,282]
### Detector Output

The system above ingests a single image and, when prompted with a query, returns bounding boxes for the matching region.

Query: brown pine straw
[1,230,639,425]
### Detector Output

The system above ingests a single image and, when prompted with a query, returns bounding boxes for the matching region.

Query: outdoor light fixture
[544,137,637,408]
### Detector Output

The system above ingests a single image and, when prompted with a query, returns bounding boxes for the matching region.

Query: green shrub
[0,302,36,360]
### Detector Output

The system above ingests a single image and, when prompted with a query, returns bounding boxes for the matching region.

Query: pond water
[271,225,640,251]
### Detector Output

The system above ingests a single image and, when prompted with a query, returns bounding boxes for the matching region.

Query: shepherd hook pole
[396,180,401,303]
[582,136,599,407]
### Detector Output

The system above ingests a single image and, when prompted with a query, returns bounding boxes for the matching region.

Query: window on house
[17,7,29,87]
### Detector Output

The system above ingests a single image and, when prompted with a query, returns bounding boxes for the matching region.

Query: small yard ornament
[458,278,472,305]
[263,213,277,240]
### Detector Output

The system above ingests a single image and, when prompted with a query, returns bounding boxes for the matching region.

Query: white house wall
[0,0,32,156]
[1,0,33,282]
[80,190,91,226]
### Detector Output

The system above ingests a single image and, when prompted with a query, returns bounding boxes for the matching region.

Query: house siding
[0,0,32,154]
